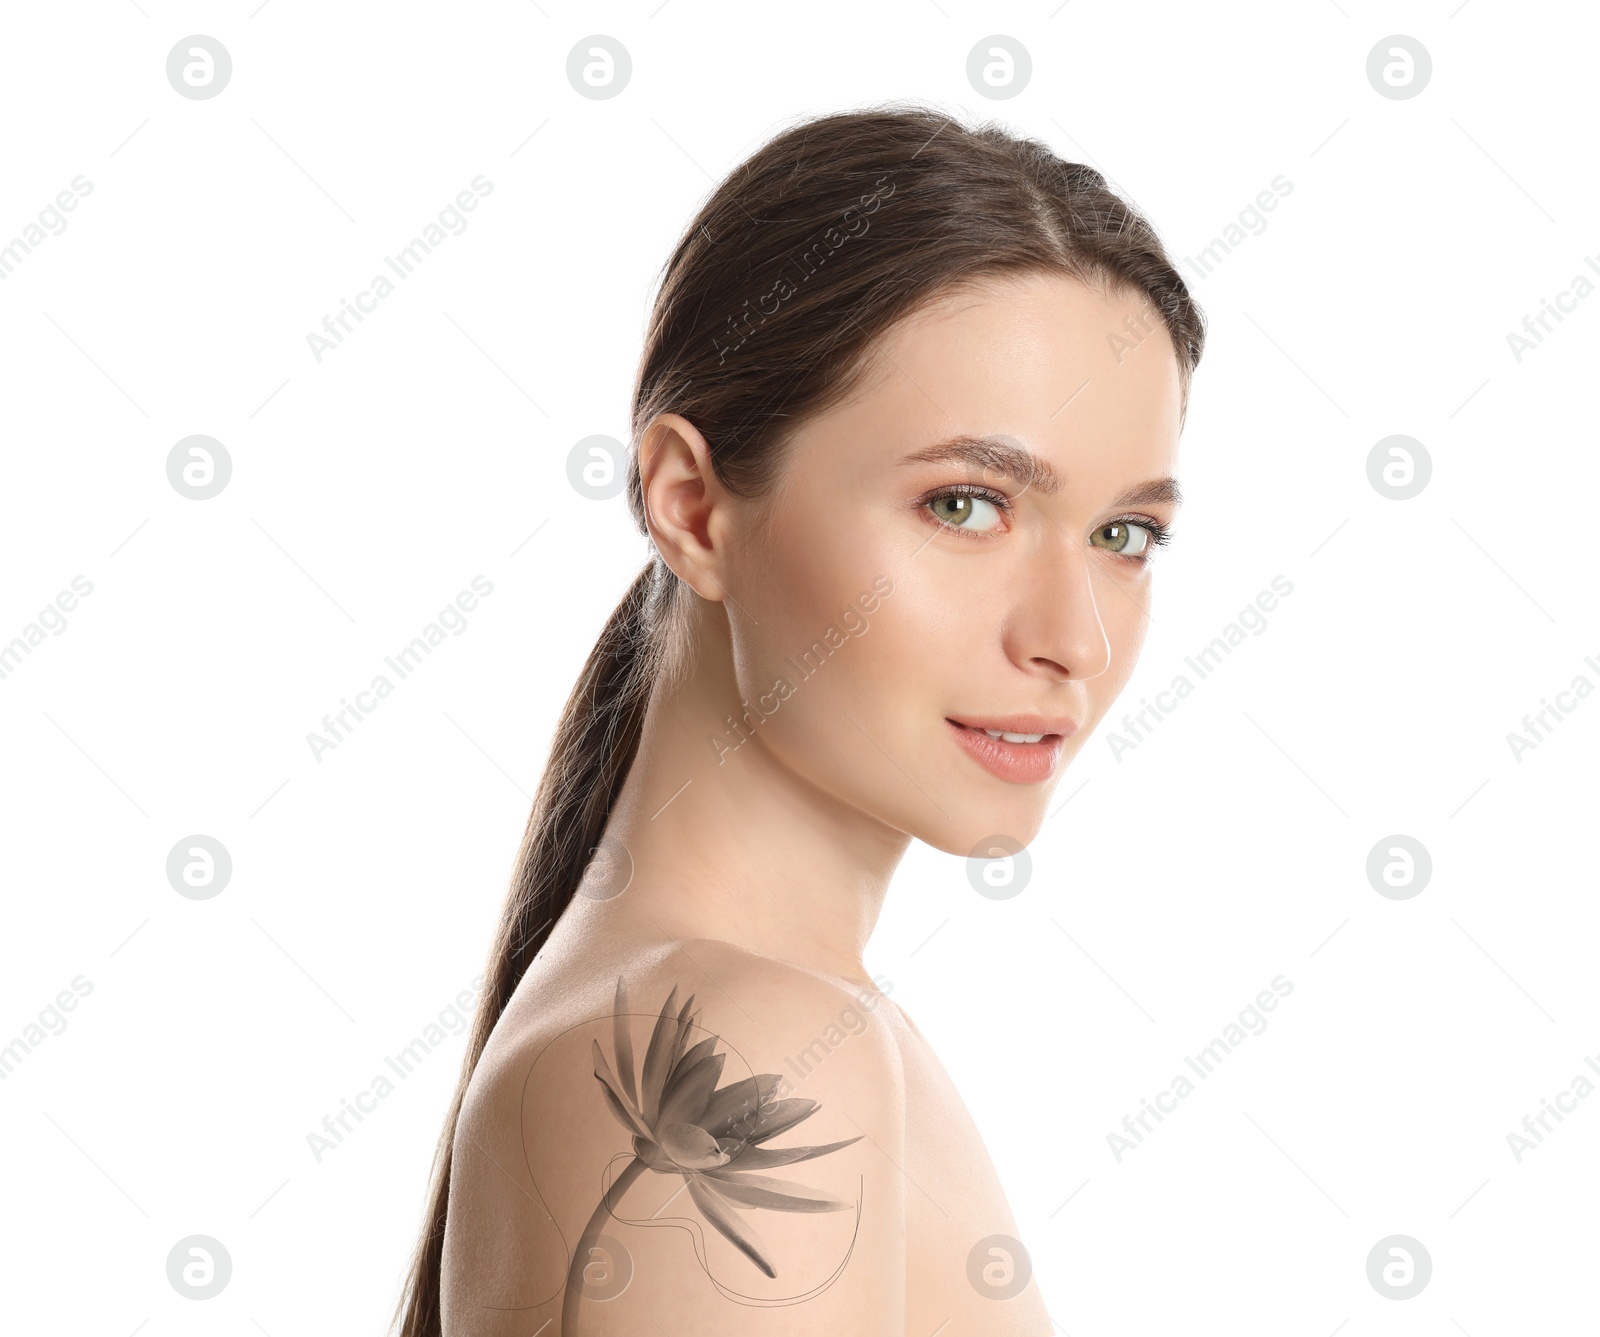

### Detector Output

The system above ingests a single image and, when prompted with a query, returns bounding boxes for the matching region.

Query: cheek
[1088,579,1153,718]
[749,609,927,825]
[737,477,908,650]
[727,525,919,795]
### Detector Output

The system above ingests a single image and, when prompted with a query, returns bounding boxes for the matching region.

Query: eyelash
[916,484,1010,542]
[1107,515,1174,566]
[919,484,1174,565]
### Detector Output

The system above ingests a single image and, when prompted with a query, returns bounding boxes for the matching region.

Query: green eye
[927,490,1005,532]
[1091,521,1153,557]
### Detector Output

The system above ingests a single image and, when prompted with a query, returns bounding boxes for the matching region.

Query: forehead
[797,271,1183,490]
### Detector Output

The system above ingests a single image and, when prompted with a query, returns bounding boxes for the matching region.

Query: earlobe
[638,413,729,603]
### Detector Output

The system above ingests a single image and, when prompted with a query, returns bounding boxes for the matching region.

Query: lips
[974,726,1048,743]
[945,715,1075,784]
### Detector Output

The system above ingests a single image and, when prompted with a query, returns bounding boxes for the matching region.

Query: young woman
[395,104,1205,1336]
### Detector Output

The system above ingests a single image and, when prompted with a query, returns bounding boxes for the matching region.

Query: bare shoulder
[441,940,906,1336]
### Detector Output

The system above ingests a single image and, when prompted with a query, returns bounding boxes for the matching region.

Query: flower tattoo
[561,977,863,1330]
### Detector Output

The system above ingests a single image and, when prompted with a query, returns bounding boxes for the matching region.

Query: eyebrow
[899,434,1182,508]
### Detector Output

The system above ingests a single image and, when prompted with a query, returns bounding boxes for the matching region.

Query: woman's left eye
[926,490,1006,533]
[1089,519,1165,560]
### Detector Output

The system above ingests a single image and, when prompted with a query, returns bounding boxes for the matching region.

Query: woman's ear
[638,412,734,603]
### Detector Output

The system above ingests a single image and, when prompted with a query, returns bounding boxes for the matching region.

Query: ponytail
[392,558,670,1337]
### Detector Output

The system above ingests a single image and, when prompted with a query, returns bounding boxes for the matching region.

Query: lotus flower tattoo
[562,977,862,1330]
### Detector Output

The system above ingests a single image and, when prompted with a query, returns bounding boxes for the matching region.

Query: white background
[2,2,1596,1333]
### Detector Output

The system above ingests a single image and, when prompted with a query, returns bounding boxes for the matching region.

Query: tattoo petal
[658,1120,732,1170]
[639,984,681,1125]
[719,1136,864,1171]
[744,1098,824,1144]
[687,1177,777,1279]
[656,1052,726,1128]
[700,1073,785,1138]
[612,977,637,1108]
[698,1169,854,1213]
[591,1039,650,1138]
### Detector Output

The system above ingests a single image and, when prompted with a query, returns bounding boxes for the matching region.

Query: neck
[575,596,909,983]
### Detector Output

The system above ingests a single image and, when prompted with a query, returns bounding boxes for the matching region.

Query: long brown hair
[392,102,1205,1335]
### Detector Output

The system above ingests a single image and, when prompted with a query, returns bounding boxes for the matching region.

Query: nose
[1004,543,1112,680]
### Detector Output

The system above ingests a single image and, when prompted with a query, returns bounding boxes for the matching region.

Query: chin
[922,730,1072,856]
[915,791,1051,860]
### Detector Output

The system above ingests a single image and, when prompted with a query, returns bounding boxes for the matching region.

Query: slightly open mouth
[972,726,1049,745]
[944,718,1067,784]
[946,719,1059,745]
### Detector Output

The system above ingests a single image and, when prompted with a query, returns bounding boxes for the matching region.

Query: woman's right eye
[925,489,1007,534]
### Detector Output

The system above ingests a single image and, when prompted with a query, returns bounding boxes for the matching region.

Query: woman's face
[719,270,1185,858]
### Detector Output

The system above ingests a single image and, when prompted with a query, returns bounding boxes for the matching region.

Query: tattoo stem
[561,1154,647,1336]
